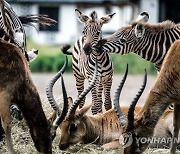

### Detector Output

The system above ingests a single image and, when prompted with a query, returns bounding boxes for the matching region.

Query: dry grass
[0,99,179,154]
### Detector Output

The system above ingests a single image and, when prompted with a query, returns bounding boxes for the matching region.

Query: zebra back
[99,12,180,71]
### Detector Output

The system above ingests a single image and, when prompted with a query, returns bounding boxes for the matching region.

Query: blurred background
[5,0,180,105]
[6,0,180,74]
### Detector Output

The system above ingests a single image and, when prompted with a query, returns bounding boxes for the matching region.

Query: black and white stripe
[0,1,28,58]
[62,10,115,114]
[98,12,180,71]
[72,36,113,114]
[0,1,56,61]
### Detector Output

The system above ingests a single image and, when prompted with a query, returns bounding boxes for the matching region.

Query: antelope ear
[134,24,145,38]
[48,111,58,124]
[68,97,73,107]
[135,12,149,23]
[100,13,116,25]
[75,9,89,23]
[77,104,92,116]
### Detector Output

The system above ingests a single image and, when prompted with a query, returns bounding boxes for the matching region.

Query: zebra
[62,9,115,114]
[96,11,180,71]
[0,0,56,61]
[0,0,56,120]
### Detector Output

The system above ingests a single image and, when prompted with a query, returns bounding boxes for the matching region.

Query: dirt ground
[1,73,180,154]
[31,73,156,108]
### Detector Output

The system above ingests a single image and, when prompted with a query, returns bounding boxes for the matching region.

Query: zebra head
[75,9,115,55]
[96,11,149,54]
[114,67,147,154]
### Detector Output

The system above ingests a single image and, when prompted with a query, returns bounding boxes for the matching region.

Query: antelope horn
[114,64,128,127]
[127,69,147,130]
[46,56,68,114]
[67,59,98,118]
[53,74,69,127]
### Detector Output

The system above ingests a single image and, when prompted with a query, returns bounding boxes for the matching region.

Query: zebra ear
[134,24,145,38]
[68,97,73,108]
[100,13,116,25]
[135,12,149,23]
[75,9,89,23]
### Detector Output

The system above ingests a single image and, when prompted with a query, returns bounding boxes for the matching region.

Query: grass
[0,99,179,154]
[27,38,157,74]
[27,38,60,57]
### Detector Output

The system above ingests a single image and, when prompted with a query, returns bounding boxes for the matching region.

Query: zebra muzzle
[83,44,92,55]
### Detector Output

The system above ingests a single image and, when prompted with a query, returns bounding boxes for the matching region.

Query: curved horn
[53,74,69,127]
[67,59,98,118]
[46,56,68,113]
[114,64,128,127]
[127,69,147,130]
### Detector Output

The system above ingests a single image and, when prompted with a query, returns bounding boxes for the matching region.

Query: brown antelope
[0,28,52,153]
[47,61,178,151]
[46,60,135,150]
[116,40,180,154]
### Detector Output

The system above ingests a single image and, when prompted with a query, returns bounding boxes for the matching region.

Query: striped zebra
[0,0,56,61]
[97,12,180,71]
[62,9,115,114]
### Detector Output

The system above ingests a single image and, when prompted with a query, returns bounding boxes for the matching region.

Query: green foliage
[30,54,72,72]
[111,53,156,74]
[27,39,156,74]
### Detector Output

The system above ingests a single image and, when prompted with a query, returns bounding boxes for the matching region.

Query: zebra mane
[131,20,179,33]
[90,11,98,21]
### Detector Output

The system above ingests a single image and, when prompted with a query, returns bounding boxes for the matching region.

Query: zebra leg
[103,78,112,111]
[74,74,85,108]
[91,83,103,115]
[170,103,180,154]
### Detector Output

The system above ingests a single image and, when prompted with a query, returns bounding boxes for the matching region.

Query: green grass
[27,38,60,57]
[27,39,156,74]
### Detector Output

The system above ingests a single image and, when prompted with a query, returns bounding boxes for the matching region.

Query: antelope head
[114,66,147,154]
[47,59,98,150]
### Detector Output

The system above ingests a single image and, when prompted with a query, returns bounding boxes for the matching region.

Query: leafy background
[27,38,156,74]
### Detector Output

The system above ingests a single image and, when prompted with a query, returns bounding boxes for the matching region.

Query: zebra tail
[61,44,72,55]
[19,14,57,27]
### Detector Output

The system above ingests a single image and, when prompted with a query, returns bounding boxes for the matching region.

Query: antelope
[116,40,180,154]
[47,60,176,151]
[0,28,52,153]
[0,0,56,121]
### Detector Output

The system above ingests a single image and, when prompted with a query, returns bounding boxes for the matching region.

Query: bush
[30,54,72,72]
[28,39,156,74]
[111,53,156,74]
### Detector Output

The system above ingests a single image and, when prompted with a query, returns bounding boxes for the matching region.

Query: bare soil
[32,73,156,108]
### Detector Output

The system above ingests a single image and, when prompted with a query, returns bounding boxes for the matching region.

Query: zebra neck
[133,28,180,68]
[91,49,107,59]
